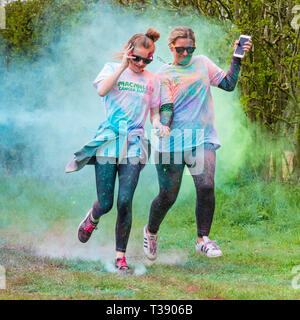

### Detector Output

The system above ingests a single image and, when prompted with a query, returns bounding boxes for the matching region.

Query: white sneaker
[195,236,223,258]
[143,225,158,261]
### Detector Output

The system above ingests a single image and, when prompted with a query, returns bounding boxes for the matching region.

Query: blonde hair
[168,26,195,45]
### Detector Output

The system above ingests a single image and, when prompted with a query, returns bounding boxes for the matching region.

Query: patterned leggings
[148,143,216,238]
[92,158,143,252]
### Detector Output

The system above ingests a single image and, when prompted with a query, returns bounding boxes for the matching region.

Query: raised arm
[97,45,133,97]
[97,66,127,97]
[218,38,252,92]
[217,56,241,92]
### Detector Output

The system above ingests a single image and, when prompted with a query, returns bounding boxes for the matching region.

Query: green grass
[0,173,300,300]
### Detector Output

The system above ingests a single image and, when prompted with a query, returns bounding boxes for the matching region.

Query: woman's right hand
[120,45,134,70]
[158,125,171,138]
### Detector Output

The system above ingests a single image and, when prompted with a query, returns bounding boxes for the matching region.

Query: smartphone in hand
[233,35,251,58]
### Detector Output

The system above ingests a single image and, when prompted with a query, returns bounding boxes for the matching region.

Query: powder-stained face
[128,44,154,73]
[170,38,195,66]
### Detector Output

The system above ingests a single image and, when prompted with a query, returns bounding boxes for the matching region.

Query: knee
[159,191,177,207]
[93,200,113,215]
[117,195,132,214]
[197,181,214,195]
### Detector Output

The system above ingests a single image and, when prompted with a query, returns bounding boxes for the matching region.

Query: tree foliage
[0,0,299,181]
[112,0,300,181]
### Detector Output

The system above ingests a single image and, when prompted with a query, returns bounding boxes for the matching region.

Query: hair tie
[145,34,154,41]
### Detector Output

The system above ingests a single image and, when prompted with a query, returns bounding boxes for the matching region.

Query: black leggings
[148,143,216,238]
[92,158,143,252]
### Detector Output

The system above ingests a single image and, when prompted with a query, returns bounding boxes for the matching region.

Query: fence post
[0,265,6,290]
[0,0,6,30]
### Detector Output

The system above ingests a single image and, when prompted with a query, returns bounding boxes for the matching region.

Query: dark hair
[125,28,160,49]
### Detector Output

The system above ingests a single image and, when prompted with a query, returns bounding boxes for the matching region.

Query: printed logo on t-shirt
[118,81,150,94]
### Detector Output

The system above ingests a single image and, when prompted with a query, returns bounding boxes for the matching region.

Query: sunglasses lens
[187,47,196,53]
[132,55,152,64]
[175,47,195,54]
[132,55,141,62]
[176,47,185,54]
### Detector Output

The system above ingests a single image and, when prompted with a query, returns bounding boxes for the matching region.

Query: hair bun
[145,28,160,42]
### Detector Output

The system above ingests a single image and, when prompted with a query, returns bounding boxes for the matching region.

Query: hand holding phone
[233,35,251,58]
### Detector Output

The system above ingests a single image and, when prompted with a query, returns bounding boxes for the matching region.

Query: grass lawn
[0,172,300,300]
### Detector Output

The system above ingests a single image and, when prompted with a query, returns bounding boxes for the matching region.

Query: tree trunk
[293,122,300,181]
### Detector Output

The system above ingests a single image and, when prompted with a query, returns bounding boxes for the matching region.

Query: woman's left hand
[233,38,252,54]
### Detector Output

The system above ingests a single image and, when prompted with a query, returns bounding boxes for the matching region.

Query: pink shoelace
[116,257,129,269]
[84,222,98,233]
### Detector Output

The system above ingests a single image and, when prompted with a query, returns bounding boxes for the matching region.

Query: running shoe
[115,257,130,271]
[143,225,158,260]
[78,208,98,243]
[195,236,223,258]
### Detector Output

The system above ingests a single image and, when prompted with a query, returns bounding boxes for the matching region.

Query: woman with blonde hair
[143,26,252,260]
[66,28,169,271]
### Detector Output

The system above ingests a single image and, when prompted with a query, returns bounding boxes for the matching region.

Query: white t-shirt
[93,62,160,158]
[156,55,226,152]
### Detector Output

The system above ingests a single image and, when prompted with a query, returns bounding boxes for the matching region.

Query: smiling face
[128,44,154,73]
[170,37,195,66]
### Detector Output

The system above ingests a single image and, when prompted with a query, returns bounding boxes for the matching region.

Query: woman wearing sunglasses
[65,28,170,272]
[143,26,252,260]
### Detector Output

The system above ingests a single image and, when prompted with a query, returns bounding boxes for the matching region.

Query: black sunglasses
[132,54,153,64]
[173,46,196,54]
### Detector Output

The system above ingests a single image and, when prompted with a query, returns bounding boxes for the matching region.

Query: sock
[89,212,99,226]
